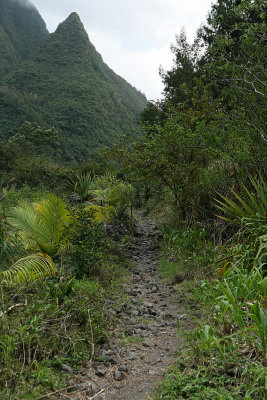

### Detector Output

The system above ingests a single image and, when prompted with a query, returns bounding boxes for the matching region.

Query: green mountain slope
[0,0,48,78]
[0,12,147,162]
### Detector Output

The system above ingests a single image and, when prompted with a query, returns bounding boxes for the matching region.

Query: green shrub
[91,174,134,220]
[0,275,108,398]
[154,359,266,400]
[1,185,49,207]
[64,209,108,279]
[160,224,218,280]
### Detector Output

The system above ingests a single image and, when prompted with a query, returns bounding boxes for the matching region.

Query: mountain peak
[67,12,81,22]
[53,11,92,55]
[56,12,87,35]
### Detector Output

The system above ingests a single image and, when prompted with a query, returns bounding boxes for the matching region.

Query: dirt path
[63,213,194,400]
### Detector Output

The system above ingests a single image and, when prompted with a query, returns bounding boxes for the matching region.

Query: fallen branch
[35,384,85,400]
[0,302,26,317]
[88,308,95,359]
[89,388,106,399]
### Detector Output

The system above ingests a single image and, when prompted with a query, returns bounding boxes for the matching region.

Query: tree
[202,0,264,53]
[8,121,60,157]
[160,30,202,105]
[120,109,219,221]
[140,30,203,130]
[202,0,267,166]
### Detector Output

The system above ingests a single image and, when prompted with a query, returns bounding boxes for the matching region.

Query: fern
[0,253,56,288]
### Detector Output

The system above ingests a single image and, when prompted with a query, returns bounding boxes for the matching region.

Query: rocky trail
[60,213,195,400]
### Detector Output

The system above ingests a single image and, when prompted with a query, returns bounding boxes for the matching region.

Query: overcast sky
[29,0,214,100]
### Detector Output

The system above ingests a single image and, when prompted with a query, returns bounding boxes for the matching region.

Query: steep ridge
[0,0,48,77]
[0,11,147,162]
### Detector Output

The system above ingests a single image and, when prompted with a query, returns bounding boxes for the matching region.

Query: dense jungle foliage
[0,0,266,399]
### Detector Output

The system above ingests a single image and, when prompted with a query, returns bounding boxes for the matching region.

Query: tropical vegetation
[0,0,266,398]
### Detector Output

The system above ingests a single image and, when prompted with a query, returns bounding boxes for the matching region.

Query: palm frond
[7,201,41,241]
[91,188,112,204]
[0,253,56,288]
[8,194,71,256]
[33,194,71,254]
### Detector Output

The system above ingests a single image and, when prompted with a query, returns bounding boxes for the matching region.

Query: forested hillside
[0,3,147,162]
[0,0,48,77]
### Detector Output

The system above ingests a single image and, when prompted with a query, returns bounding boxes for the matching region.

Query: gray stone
[148,308,157,316]
[140,330,149,337]
[164,312,175,319]
[127,289,137,296]
[149,369,157,375]
[97,348,108,357]
[91,382,100,393]
[127,352,137,360]
[142,341,151,347]
[132,367,141,374]
[118,364,128,372]
[136,323,148,330]
[70,382,88,392]
[94,395,107,400]
[61,364,73,374]
[107,355,117,365]
[114,370,126,381]
[95,365,107,377]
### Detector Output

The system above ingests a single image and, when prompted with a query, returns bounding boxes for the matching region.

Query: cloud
[12,0,35,8]
[30,0,213,99]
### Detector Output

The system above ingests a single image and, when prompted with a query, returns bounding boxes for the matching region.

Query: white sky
[29,0,214,100]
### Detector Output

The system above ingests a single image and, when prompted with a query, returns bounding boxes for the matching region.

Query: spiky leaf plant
[215,175,267,270]
[65,173,93,202]
[0,253,56,288]
[215,175,267,223]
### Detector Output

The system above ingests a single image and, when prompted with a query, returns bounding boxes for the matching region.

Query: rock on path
[63,212,192,400]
